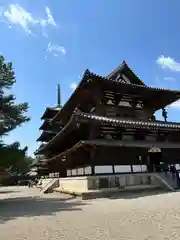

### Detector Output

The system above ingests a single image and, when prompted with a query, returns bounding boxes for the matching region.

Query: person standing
[170,165,176,179]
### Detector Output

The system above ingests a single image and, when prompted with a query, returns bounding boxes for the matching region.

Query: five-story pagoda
[35,84,65,177]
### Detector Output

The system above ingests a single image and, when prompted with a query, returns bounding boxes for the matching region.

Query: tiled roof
[41,107,62,120]
[88,71,180,93]
[36,131,56,142]
[36,108,180,155]
[75,111,180,130]
[51,65,180,124]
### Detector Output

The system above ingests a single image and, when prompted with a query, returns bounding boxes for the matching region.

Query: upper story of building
[51,61,180,125]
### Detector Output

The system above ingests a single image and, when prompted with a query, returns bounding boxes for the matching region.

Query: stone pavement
[0,186,42,199]
[0,186,180,239]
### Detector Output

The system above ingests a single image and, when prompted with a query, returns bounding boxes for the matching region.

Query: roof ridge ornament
[83,69,91,77]
[162,108,168,122]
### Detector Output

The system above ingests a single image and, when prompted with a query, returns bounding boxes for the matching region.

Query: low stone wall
[59,177,88,192]
[59,173,161,193]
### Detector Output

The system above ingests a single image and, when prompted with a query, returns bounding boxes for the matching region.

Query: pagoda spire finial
[57,83,61,107]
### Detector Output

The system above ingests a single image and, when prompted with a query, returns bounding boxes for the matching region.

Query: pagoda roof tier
[41,107,61,120]
[39,120,52,130]
[52,67,180,124]
[34,144,46,155]
[39,119,62,131]
[36,131,56,142]
[37,110,180,155]
[47,139,180,163]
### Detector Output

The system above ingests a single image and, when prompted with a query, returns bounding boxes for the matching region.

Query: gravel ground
[0,187,180,240]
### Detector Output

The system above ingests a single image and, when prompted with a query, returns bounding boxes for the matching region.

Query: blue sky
[1,0,180,156]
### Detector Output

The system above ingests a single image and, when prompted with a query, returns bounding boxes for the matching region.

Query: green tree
[0,55,30,137]
[0,55,31,174]
[0,142,33,174]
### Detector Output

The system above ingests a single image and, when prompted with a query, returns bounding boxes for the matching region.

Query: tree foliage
[0,55,32,174]
[0,142,33,174]
[0,55,30,137]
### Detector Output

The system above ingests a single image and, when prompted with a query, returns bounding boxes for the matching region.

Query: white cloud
[47,42,66,57]
[1,4,56,34]
[156,55,180,72]
[70,82,77,90]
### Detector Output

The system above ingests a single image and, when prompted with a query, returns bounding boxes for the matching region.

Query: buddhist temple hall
[35,61,180,193]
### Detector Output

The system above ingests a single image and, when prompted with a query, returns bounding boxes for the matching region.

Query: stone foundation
[58,173,161,193]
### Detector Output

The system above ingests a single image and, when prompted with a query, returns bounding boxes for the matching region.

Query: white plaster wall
[78,168,84,175]
[115,165,131,173]
[85,166,91,175]
[71,169,77,176]
[176,164,180,170]
[95,166,113,174]
[142,165,148,172]
[132,165,141,172]
[133,165,147,173]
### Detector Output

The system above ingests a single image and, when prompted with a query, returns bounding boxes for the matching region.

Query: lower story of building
[39,142,180,178]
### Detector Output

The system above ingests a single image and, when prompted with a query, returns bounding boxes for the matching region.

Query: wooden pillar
[112,165,115,174]
[90,148,96,176]
[91,166,95,175]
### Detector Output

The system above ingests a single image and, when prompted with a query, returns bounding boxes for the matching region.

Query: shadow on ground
[0,190,21,194]
[0,196,86,223]
[107,189,170,200]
